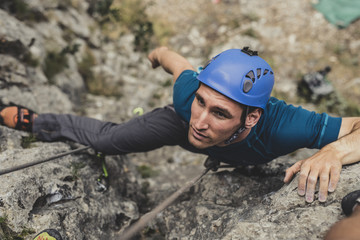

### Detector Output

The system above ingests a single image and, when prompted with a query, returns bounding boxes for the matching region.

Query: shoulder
[174,70,199,97]
[264,97,313,119]
[266,97,288,109]
[261,97,341,150]
[174,70,199,85]
[173,70,199,122]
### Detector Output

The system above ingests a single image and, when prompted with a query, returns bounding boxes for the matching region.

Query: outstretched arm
[284,117,360,203]
[148,47,195,83]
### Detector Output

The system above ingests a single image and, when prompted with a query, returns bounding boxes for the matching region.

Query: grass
[21,134,37,149]
[152,92,162,100]
[70,162,86,180]
[22,52,39,67]
[0,216,7,224]
[242,28,258,38]
[0,215,35,239]
[151,19,175,46]
[113,0,155,52]
[0,0,47,22]
[87,0,174,52]
[43,51,68,83]
[43,44,80,83]
[137,165,158,178]
[161,79,172,88]
[78,48,124,97]
[18,228,36,238]
[89,0,158,52]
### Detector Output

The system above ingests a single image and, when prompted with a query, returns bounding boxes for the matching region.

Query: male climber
[1,46,360,206]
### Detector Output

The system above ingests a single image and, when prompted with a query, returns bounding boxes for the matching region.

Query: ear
[245,108,262,129]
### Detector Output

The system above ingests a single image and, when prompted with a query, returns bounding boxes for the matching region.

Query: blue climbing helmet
[197,47,274,110]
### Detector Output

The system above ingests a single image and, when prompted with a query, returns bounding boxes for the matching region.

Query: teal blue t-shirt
[173,70,342,165]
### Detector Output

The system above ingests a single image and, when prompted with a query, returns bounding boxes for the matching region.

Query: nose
[194,110,209,130]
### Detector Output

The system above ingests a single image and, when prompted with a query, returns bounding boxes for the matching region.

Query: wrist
[156,46,169,56]
[324,142,347,164]
[329,140,357,165]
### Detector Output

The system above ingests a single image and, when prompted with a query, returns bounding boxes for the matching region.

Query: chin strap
[224,127,246,145]
[224,106,249,145]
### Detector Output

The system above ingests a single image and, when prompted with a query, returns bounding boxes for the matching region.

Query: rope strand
[120,167,211,240]
[0,145,91,176]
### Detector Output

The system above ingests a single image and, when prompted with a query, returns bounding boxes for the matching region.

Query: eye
[197,97,205,106]
[214,111,226,119]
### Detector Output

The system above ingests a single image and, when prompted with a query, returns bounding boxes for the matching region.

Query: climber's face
[188,84,244,149]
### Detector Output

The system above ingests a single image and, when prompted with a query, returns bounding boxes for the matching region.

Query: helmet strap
[224,127,246,145]
[224,106,249,145]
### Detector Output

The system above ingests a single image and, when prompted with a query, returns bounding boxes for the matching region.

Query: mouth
[190,126,209,141]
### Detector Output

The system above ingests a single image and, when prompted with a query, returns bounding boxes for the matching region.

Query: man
[1,46,360,204]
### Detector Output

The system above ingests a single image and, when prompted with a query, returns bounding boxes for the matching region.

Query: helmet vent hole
[263,69,269,75]
[245,71,255,82]
[270,71,274,75]
[257,68,261,79]
[243,79,253,93]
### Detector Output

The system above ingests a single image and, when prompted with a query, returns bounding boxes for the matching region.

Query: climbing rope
[119,157,232,240]
[120,166,211,240]
[0,146,235,239]
[0,145,91,176]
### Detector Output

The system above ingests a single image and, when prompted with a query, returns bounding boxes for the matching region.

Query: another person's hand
[284,145,342,203]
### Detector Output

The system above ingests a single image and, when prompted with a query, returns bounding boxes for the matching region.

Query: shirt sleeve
[173,70,200,122]
[262,97,342,156]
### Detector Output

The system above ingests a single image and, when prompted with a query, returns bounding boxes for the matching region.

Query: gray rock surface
[0,128,144,239]
[0,0,359,239]
[160,154,360,240]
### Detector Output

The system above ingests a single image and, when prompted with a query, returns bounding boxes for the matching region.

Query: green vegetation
[0,216,7,224]
[111,0,154,52]
[0,38,39,67]
[78,48,123,97]
[242,12,260,22]
[70,162,86,180]
[87,0,114,17]
[141,181,150,195]
[77,49,96,92]
[21,134,37,149]
[43,51,68,83]
[242,28,258,38]
[22,52,39,67]
[43,44,80,82]
[88,0,159,52]
[152,19,174,46]
[148,100,156,108]
[18,228,36,238]
[87,0,175,51]
[0,0,47,22]
[152,92,162,100]
[136,165,158,178]
[161,79,172,88]
[0,215,35,240]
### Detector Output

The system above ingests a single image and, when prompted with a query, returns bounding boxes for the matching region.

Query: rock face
[0,135,144,239]
[160,155,360,240]
[0,1,153,238]
[0,0,360,240]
